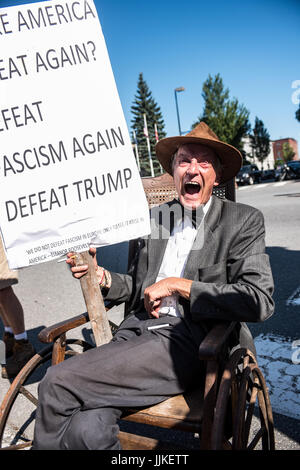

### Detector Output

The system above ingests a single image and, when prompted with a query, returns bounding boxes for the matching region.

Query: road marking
[252,183,268,189]
[237,184,268,191]
[237,181,290,191]
[255,333,300,420]
[286,286,300,306]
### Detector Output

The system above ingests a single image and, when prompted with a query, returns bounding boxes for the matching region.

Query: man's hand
[66,248,112,288]
[66,247,98,279]
[144,277,193,318]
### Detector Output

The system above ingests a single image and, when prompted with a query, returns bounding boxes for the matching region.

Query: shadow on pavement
[250,246,300,339]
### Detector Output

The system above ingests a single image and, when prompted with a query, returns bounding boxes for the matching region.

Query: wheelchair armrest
[38,301,120,344]
[198,321,236,361]
[38,312,90,344]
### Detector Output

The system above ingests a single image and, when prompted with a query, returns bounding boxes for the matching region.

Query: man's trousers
[33,312,205,450]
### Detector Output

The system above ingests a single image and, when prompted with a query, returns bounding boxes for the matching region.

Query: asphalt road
[236,178,300,340]
[0,178,299,450]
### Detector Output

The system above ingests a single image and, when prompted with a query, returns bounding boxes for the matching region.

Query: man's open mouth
[184,182,201,195]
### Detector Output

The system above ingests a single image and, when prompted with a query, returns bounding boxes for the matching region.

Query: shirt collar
[203,196,212,215]
[178,197,212,229]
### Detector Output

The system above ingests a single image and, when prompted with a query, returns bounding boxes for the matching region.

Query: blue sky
[1,0,300,147]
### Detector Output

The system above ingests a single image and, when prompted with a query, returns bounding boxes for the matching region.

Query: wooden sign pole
[76,250,112,347]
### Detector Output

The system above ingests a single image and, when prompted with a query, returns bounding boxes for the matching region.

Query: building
[242,135,275,170]
[242,136,299,169]
[272,138,299,163]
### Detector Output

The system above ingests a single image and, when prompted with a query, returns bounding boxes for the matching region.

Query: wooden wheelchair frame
[0,174,275,450]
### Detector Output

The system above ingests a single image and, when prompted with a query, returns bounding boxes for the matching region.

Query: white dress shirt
[155,198,211,317]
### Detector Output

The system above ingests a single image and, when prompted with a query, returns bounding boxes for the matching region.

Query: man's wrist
[96,266,112,289]
[170,277,192,300]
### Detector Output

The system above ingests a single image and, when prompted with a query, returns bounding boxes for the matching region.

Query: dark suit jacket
[105,196,274,353]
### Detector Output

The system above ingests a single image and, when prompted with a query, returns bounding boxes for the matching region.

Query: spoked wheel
[211,348,275,450]
[232,362,275,450]
[0,339,92,450]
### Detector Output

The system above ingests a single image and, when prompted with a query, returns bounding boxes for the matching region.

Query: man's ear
[213,171,221,186]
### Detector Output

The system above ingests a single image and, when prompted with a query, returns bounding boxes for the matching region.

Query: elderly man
[33,123,274,450]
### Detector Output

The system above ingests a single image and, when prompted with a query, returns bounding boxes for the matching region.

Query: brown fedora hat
[155,122,242,184]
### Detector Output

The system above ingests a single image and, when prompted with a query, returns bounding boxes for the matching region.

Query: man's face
[172,143,220,209]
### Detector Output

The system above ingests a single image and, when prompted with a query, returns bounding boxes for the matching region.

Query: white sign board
[0,0,150,269]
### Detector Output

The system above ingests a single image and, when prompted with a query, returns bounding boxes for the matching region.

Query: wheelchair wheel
[211,348,275,450]
[0,339,92,450]
[232,362,275,450]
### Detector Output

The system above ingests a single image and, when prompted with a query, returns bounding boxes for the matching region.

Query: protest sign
[0,0,151,269]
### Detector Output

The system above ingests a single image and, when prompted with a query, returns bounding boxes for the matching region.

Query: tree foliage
[193,73,251,153]
[282,142,295,162]
[249,117,270,169]
[131,73,166,176]
[296,104,300,123]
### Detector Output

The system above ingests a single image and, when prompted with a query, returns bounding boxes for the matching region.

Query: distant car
[236,164,262,185]
[287,160,300,178]
[275,161,300,181]
[261,169,275,180]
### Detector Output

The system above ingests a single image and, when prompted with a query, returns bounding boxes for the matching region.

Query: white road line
[274,181,289,187]
[237,184,269,191]
[237,181,290,191]
[252,183,268,189]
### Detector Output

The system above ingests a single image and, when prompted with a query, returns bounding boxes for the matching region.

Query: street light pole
[174,86,185,135]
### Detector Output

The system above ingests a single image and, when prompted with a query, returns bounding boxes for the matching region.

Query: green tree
[282,142,295,162]
[249,117,270,170]
[192,73,251,153]
[131,73,166,176]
